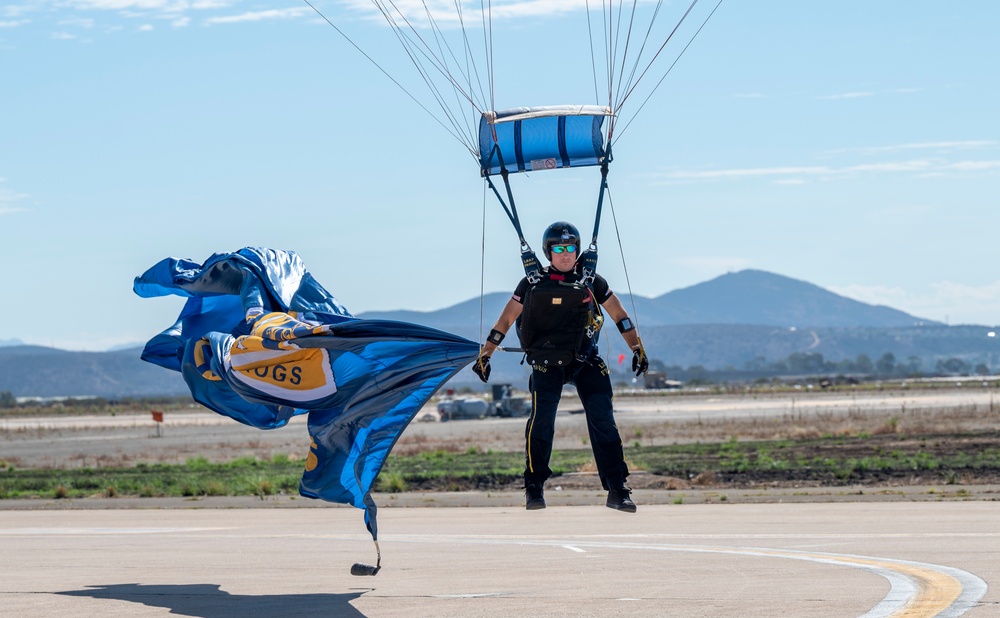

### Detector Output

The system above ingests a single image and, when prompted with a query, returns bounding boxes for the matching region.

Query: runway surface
[1,501,996,617]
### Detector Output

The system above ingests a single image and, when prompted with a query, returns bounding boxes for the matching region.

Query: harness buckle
[579,246,598,286]
[521,246,542,284]
[585,312,604,340]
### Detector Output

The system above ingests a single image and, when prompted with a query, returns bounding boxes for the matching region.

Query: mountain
[630,323,995,371]
[0,270,987,398]
[359,292,512,340]
[0,346,189,399]
[357,270,973,388]
[361,270,937,329]
[643,270,936,327]
[0,338,24,347]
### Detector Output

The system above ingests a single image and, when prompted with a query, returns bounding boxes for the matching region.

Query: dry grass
[4,390,997,470]
[390,399,1000,457]
[622,403,998,447]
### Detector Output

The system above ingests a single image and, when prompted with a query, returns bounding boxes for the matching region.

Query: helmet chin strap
[549,256,578,274]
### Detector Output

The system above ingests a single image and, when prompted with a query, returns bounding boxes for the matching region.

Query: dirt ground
[387,430,1000,496]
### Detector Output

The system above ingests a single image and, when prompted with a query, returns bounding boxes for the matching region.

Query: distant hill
[360,269,937,329]
[643,270,937,328]
[631,323,994,371]
[358,270,971,388]
[0,346,188,399]
[1,270,988,398]
[359,292,512,339]
[0,338,24,347]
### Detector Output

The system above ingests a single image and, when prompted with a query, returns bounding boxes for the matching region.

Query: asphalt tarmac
[2,388,997,615]
[1,500,996,617]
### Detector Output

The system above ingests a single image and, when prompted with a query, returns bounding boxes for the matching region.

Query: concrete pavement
[1,501,997,617]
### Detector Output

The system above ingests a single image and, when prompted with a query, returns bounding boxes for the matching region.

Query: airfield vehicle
[437,384,531,421]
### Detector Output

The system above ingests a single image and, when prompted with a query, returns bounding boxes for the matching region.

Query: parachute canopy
[479,105,612,177]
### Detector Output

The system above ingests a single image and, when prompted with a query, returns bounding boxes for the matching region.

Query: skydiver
[473,221,649,512]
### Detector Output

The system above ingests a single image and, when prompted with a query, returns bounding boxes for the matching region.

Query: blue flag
[134,248,480,539]
[135,247,354,372]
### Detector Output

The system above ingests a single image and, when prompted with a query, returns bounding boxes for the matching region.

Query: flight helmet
[542,221,581,260]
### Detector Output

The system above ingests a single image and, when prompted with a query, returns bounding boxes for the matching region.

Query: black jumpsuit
[513,266,630,490]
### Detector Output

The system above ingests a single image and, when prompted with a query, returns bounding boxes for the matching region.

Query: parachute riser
[483,144,542,284]
[591,148,612,246]
[483,145,611,288]
[580,154,611,286]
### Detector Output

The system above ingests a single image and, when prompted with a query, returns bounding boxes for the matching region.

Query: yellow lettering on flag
[227,335,337,402]
[193,339,222,381]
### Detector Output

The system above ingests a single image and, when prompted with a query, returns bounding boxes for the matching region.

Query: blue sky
[2,1,998,350]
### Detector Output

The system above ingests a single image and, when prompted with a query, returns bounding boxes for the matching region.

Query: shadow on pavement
[57,583,368,617]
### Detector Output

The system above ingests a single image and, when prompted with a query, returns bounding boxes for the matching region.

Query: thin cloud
[205,7,311,24]
[824,140,997,157]
[2,4,34,18]
[662,165,833,180]
[342,0,599,27]
[57,17,95,28]
[487,0,592,20]
[947,160,1000,172]
[654,158,1000,183]
[67,0,234,9]
[818,91,874,100]
[45,0,238,25]
[9,0,622,36]
[64,1,185,9]
[0,183,29,214]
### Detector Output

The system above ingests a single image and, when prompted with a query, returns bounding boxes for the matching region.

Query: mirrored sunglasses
[551,245,577,254]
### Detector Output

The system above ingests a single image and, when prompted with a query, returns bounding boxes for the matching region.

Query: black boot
[606,484,636,513]
[525,483,546,510]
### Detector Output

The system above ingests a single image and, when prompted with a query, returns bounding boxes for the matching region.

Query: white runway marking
[383,535,989,618]
[0,527,230,535]
[4,525,987,616]
[431,593,508,599]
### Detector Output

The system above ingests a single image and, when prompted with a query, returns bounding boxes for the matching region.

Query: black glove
[632,346,649,377]
[473,355,491,383]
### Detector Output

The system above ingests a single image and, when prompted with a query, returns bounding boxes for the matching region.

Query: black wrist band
[616,317,635,334]
[487,328,505,345]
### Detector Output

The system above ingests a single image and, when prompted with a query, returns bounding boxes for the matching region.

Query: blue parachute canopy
[479,105,611,176]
